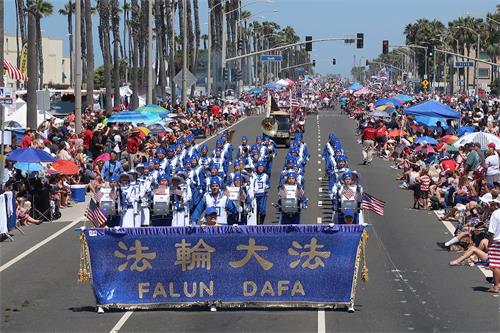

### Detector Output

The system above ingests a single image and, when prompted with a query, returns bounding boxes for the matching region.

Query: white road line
[318,168,322,172]
[317,309,326,333]
[317,160,321,164]
[109,311,134,333]
[317,217,322,224]
[0,218,83,273]
[433,211,492,278]
[318,201,324,207]
[318,177,323,181]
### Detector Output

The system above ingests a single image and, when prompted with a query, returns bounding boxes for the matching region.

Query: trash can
[70,185,87,202]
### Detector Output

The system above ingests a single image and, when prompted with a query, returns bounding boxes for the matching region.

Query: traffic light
[237,39,243,51]
[382,40,389,54]
[356,33,364,49]
[235,69,243,80]
[305,36,312,51]
[366,59,369,66]
[312,60,316,66]
[332,58,336,65]
[223,68,228,81]
[427,46,434,58]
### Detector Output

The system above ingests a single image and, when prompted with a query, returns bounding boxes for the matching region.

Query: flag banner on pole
[3,59,28,81]
[84,198,107,227]
[81,225,367,309]
[361,193,385,216]
[19,43,28,76]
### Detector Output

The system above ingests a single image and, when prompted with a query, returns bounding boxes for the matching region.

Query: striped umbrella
[453,132,500,150]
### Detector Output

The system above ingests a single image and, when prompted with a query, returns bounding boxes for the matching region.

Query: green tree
[59,1,75,86]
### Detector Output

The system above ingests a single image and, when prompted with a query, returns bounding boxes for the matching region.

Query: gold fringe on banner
[361,230,369,282]
[78,233,92,283]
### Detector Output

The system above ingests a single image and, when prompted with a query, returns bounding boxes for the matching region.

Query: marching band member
[205,163,224,192]
[212,148,228,178]
[119,172,141,228]
[277,172,308,224]
[198,144,212,169]
[250,161,270,225]
[136,164,152,227]
[294,133,310,164]
[236,136,250,159]
[170,170,192,227]
[191,177,241,225]
[225,173,252,225]
[330,172,365,225]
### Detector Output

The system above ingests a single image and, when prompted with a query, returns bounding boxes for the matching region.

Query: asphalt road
[1,110,498,333]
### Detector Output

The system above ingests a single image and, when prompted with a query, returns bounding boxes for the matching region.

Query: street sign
[454,61,474,68]
[0,87,14,105]
[294,67,305,72]
[173,69,198,87]
[37,89,50,112]
[260,54,283,62]
[421,79,429,89]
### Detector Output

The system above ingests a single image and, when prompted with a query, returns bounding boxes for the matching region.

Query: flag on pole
[3,59,28,81]
[85,198,107,227]
[361,193,385,216]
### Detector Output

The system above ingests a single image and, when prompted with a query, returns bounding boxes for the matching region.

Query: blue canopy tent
[346,83,363,91]
[415,116,448,129]
[404,100,460,119]
[374,97,402,108]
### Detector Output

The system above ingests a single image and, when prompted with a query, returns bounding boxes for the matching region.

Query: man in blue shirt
[101,151,125,181]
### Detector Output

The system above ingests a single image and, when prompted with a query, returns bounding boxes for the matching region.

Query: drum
[99,188,116,216]
[342,200,358,210]
[153,192,170,215]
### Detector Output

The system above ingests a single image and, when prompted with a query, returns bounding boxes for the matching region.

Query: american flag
[361,193,385,216]
[341,187,356,200]
[3,59,28,81]
[85,198,107,228]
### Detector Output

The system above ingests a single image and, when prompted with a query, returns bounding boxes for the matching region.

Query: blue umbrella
[393,94,414,102]
[107,111,161,124]
[416,136,439,145]
[457,125,477,137]
[263,83,282,90]
[14,162,44,172]
[7,148,56,163]
[135,104,169,113]
[374,97,402,107]
[248,87,263,94]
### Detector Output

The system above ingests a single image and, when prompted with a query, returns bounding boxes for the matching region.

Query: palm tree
[201,34,208,49]
[111,0,121,108]
[98,0,112,114]
[129,0,140,110]
[167,0,176,99]
[15,0,27,87]
[59,1,74,86]
[84,0,94,109]
[34,0,54,89]
[191,0,201,96]
[154,0,166,101]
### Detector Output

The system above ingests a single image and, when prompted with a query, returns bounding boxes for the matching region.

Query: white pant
[121,208,142,228]
[172,210,190,227]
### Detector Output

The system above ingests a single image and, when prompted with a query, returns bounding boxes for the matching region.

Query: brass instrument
[261,117,278,137]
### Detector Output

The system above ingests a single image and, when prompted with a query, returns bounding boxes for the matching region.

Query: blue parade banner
[81,225,367,309]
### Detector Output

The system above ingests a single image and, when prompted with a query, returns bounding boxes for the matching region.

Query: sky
[3,0,499,78]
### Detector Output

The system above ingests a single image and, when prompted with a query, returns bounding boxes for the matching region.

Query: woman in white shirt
[485,146,500,183]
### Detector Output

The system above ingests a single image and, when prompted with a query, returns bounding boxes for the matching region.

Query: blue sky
[4,0,499,77]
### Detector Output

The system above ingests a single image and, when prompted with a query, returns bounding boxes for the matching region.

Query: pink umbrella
[415,145,435,154]
[95,152,110,163]
[285,78,295,85]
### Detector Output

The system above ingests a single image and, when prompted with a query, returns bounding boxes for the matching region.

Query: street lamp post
[75,0,82,134]
[182,0,187,109]
[454,25,480,96]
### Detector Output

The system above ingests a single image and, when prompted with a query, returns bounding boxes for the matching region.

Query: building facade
[3,33,71,89]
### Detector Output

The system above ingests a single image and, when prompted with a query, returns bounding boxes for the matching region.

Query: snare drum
[153,191,170,215]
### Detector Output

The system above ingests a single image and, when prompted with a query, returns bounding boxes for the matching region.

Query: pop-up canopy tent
[404,100,460,119]
[346,83,363,91]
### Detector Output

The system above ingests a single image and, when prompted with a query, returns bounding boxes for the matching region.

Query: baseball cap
[206,207,218,216]
[488,142,496,149]
[344,209,355,217]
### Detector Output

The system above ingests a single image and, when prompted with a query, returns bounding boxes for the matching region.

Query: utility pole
[207,7,211,96]
[181,0,187,109]
[26,0,37,130]
[169,0,176,102]
[75,0,82,134]
[146,0,153,104]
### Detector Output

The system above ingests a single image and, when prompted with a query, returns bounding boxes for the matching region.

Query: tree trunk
[27,0,37,129]
[191,0,200,97]
[85,0,95,109]
[36,17,43,89]
[155,0,166,100]
[129,0,140,110]
[80,0,87,83]
[67,2,73,87]
[99,0,113,114]
[111,0,121,108]
[167,0,176,101]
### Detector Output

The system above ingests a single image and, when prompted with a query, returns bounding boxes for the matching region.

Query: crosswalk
[317,176,333,224]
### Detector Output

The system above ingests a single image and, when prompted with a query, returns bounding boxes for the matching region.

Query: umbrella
[95,153,110,163]
[14,162,44,172]
[415,145,435,153]
[441,135,458,144]
[416,136,439,145]
[107,111,161,124]
[456,125,477,137]
[453,132,500,150]
[3,120,22,128]
[137,127,151,136]
[285,78,295,85]
[247,87,263,94]
[388,129,407,137]
[446,144,458,153]
[263,83,283,90]
[147,123,173,135]
[167,113,180,118]
[276,79,290,86]
[7,148,56,163]
[375,104,392,111]
[51,160,80,175]
[393,94,414,102]
[373,97,402,108]
[135,104,169,113]
[369,110,391,118]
